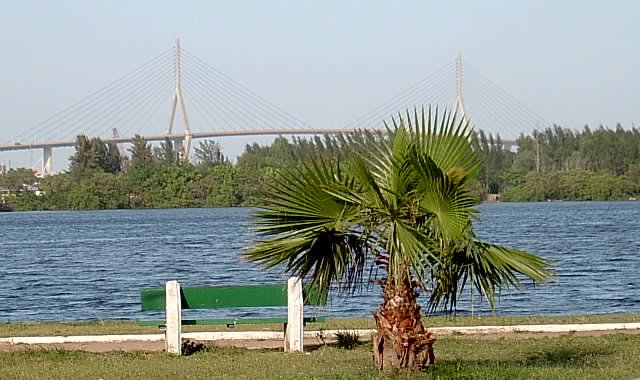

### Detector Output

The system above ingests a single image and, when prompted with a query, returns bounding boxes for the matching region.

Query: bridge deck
[0,128,358,152]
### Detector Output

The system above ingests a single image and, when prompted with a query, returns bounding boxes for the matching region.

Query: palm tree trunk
[372,278,435,370]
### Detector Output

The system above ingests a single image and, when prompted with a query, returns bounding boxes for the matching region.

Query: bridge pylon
[453,53,472,129]
[166,38,192,162]
[42,147,52,176]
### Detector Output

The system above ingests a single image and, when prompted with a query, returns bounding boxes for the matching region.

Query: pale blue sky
[1,0,638,170]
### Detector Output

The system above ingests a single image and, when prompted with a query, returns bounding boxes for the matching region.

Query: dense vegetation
[0,131,387,211]
[1,123,639,210]
[481,125,640,201]
[499,125,640,201]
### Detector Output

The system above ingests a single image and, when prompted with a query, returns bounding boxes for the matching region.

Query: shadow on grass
[436,344,615,370]
[524,345,614,368]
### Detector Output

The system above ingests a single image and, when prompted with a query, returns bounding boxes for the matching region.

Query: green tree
[194,139,226,166]
[69,135,93,173]
[0,168,38,191]
[103,143,122,174]
[189,164,237,207]
[39,173,75,209]
[65,181,101,210]
[245,108,549,370]
[69,135,120,174]
[93,172,129,208]
[154,137,178,165]
[129,135,153,166]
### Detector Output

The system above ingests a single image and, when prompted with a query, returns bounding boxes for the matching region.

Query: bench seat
[139,278,326,355]
[137,316,326,327]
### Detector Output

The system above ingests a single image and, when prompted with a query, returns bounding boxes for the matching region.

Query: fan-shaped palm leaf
[245,106,550,369]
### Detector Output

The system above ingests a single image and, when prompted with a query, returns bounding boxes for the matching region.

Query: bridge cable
[181,72,243,134]
[7,48,173,144]
[23,50,173,143]
[465,63,550,137]
[182,60,307,133]
[181,49,313,130]
[342,61,454,129]
[181,67,274,131]
[63,59,174,140]
[181,65,294,132]
[181,49,311,130]
[86,67,174,139]
[341,61,455,130]
[55,57,173,140]
[181,53,307,131]
[465,75,541,138]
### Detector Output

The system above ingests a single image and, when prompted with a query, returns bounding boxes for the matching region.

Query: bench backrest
[140,284,326,311]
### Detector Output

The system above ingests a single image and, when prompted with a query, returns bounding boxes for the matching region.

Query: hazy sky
[1,0,638,170]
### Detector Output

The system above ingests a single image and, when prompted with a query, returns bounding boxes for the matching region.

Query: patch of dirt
[0,336,329,353]
[0,340,165,353]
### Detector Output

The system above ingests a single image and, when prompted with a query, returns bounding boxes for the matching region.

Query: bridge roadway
[0,128,517,152]
[0,128,358,152]
[0,128,518,175]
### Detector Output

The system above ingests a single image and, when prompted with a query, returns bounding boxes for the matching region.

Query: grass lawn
[2,313,640,337]
[1,333,640,379]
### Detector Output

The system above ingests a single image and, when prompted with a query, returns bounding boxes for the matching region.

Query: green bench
[139,278,326,354]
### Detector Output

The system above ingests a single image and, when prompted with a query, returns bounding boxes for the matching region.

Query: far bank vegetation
[2,124,639,210]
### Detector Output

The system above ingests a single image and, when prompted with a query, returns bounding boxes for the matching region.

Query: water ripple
[1,202,639,322]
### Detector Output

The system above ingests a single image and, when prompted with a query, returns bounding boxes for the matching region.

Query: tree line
[478,124,640,201]
[2,123,639,210]
[6,133,365,210]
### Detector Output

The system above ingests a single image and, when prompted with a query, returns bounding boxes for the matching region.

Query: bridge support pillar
[42,147,52,176]
[183,133,192,163]
[173,137,184,162]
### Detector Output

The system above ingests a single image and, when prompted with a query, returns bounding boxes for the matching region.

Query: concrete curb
[430,322,640,335]
[1,323,639,345]
[0,334,165,345]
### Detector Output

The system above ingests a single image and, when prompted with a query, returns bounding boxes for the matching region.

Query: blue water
[0,202,639,322]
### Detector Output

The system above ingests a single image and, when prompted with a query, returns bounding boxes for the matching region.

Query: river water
[1,202,639,322]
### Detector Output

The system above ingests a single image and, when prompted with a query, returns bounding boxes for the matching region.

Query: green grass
[2,334,640,379]
[2,314,639,337]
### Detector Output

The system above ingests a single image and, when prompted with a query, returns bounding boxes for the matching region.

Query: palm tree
[245,107,550,370]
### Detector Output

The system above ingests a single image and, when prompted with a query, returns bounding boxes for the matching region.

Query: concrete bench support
[165,280,182,355]
[285,276,303,353]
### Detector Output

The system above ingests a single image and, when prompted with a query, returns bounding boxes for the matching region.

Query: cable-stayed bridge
[0,40,547,175]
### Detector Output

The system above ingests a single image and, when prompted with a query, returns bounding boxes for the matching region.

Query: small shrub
[335,330,361,349]
[181,339,207,356]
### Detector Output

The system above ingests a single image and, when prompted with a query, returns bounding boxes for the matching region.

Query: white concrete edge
[183,331,284,341]
[0,334,165,345]
[429,322,640,335]
[2,322,640,345]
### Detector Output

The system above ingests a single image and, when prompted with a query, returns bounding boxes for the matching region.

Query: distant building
[486,193,501,202]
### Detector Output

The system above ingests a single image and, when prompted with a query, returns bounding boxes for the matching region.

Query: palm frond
[245,155,368,298]
[245,106,550,316]
[428,238,551,313]
[408,107,481,178]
